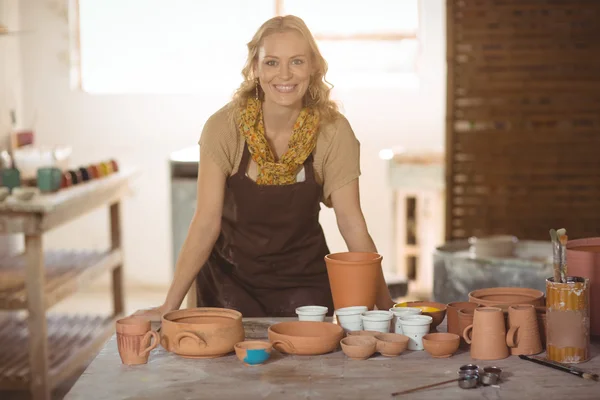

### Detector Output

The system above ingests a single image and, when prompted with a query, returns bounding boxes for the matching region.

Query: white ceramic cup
[399,315,433,350]
[335,306,368,332]
[389,307,422,334]
[295,305,328,322]
[361,310,393,333]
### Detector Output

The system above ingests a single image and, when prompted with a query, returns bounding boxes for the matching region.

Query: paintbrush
[558,231,568,283]
[549,229,561,283]
[520,355,599,381]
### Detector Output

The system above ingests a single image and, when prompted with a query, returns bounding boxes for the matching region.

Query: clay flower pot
[324,252,383,310]
[468,287,545,308]
[340,336,377,360]
[335,306,368,333]
[422,332,460,358]
[394,301,447,331]
[234,341,272,366]
[566,237,600,337]
[374,333,409,356]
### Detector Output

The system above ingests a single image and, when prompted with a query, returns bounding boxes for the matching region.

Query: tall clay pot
[566,237,600,337]
[546,277,590,363]
[506,304,542,356]
[463,307,509,360]
[324,252,383,310]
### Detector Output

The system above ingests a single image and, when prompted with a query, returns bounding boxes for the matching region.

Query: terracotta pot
[115,316,159,365]
[457,308,476,348]
[394,301,447,331]
[374,333,409,356]
[324,252,383,310]
[161,308,245,359]
[340,336,377,360]
[446,302,480,336]
[234,341,272,366]
[268,321,343,355]
[463,307,509,360]
[422,332,460,358]
[535,306,547,347]
[566,238,600,337]
[546,277,590,363]
[506,305,542,356]
[468,287,545,308]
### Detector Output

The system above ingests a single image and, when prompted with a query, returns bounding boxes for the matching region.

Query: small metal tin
[458,364,480,376]
[483,366,502,376]
[458,375,478,389]
[481,372,499,386]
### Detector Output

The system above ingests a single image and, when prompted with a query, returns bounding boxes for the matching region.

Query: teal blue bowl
[234,341,272,366]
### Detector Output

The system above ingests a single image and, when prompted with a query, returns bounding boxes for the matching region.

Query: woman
[136,15,393,320]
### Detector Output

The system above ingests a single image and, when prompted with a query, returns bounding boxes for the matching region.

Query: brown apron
[195,142,334,317]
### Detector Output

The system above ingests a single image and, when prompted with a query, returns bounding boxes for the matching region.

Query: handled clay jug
[463,307,509,360]
[506,304,542,356]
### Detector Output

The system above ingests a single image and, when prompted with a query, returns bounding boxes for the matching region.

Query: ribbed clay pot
[566,237,600,337]
[324,252,383,310]
[506,304,543,356]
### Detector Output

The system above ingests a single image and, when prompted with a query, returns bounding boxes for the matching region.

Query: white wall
[17,0,446,293]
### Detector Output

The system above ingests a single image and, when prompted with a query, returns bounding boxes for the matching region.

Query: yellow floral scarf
[238,97,320,185]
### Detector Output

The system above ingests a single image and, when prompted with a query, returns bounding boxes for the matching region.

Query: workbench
[65,317,600,400]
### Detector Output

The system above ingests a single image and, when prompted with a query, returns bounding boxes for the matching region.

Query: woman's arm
[161,150,227,311]
[330,178,395,310]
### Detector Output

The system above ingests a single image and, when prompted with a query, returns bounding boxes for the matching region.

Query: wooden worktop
[64,317,600,400]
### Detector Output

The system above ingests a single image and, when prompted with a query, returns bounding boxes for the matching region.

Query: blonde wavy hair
[231,15,339,123]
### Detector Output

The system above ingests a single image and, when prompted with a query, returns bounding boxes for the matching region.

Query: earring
[255,78,259,100]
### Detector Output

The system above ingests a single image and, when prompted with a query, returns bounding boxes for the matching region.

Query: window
[71,0,420,94]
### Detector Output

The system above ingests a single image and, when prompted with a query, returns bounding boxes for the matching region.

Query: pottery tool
[549,229,561,283]
[519,355,599,381]
[390,378,459,396]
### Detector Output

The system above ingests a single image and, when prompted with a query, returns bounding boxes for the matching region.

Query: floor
[1,286,420,399]
[0,287,168,400]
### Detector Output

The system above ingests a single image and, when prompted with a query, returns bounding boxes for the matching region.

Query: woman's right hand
[131,305,170,323]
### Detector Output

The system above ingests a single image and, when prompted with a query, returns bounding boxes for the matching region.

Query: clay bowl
[268,321,344,355]
[346,330,380,338]
[340,336,377,360]
[422,332,460,358]
[234,341,272,366]
[161,308,245,359]
[395,301,447,331]
[468,287,545,308]
[374,333,409,357]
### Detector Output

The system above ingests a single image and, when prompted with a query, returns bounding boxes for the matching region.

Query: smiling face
[256,30,313,109]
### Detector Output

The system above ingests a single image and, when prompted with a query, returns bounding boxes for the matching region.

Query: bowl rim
[234,340,273,350]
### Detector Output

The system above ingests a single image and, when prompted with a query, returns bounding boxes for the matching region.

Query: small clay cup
[374,333,409,356]
[116,316,159,365]
[340,336,377,360]
[422,332,460,358]
[234,341,272,366]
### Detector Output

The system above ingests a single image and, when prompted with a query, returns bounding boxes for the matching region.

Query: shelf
[0,313,117,390]
[0,249,122,310]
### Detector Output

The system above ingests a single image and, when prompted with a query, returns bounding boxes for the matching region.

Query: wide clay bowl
[422,332,460,358]
[374,333,409,356]
[234,341,272,366]
[340,336,377,360]
[161,308,245,358]
[468,287,545,308]
[395,301,447,330]
[268,321,344,355]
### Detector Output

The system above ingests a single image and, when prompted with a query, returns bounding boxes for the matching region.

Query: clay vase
[457,308,476,348]
[535,306,547,347]
[324,252,383,310]
[447,302,480,336]
[463,307,509,360]
[115,316,160,365]
[566,238,600,337]
[506,304,543,356]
